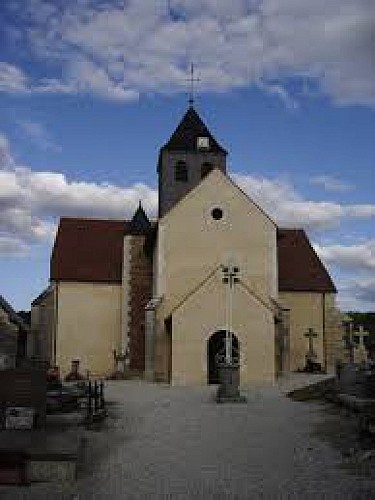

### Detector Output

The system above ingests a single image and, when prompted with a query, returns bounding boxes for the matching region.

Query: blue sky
[0,0,374,312]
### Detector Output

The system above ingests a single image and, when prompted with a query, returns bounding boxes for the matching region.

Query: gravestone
[0,367,46,429]
[353,326,369,365]
[304,328,321,372]
[337,364,364,397]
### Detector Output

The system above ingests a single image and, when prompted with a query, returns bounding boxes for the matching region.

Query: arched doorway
[207,330,239,384]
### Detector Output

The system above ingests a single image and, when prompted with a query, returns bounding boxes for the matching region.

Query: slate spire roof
[162,106,227,154]
[130,201,151,235]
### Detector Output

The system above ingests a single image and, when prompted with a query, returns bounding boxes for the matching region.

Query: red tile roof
[50,218,130,283]
[51,219,336,293]
[277,229,336,293]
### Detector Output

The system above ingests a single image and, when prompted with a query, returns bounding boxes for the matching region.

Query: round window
[211,207,223,220]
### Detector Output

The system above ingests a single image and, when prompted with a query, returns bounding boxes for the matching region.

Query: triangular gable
[159,167,277,228]
[167,265,275,319]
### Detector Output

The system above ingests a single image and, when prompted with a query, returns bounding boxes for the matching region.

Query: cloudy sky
[0,0,374,312]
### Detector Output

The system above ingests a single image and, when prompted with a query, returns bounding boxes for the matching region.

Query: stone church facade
[31,106,345,384]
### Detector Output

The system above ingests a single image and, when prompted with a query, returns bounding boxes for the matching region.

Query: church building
[31,106,344,385]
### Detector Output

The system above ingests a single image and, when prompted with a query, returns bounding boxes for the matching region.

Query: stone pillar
[216,363,246,403]
[144,298,160,381]
[121,235,132,362]
[324,297,346,373]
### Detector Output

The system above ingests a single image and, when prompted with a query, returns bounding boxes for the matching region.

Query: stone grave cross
[342,321,356,364]
[304,327,318,361]
[353,325,369,364]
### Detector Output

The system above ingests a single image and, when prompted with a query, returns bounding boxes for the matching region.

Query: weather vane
[186,63,200,106]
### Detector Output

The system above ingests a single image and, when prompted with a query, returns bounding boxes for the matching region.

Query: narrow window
[201,162,213,179]
[175,160,188,182]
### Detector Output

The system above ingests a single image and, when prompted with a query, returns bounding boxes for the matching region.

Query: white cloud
[346,205,375,218]
[0,61,138,102]
[0,236,29,256]
[17,120,61,152]
[310,175,353,193]
[335,277,375,312]
[313,241,375,311]
[314,241,375,271]
[0,134,13,168]
[233,173,375,230]
[0,62,28,93]
[257,81,299,110]
[0,133,158,254]
[1,0,374,106]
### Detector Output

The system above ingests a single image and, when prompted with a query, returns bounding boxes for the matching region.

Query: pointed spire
[162,107,227,154]
[130,202,151,235]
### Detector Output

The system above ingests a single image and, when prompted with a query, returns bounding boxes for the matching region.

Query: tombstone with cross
[304,327,321,372]
[342,316,357,364]
[353,325,369,365]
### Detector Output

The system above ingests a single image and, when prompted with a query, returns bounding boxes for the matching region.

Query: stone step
[0,429,84,484]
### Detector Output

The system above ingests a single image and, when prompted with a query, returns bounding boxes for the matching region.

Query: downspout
[322,292,327,372]
[53,282,58,367]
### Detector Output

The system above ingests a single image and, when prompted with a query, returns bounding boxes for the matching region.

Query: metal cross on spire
[186,63,200,106]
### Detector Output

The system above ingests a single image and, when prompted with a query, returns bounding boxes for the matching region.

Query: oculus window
[211,207,223,220]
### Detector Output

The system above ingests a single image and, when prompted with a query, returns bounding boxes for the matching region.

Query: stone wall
[55,282,122,377]
[128,236,153,372]
[0,308,17,370]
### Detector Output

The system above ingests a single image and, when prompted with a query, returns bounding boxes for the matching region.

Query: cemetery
[1,297,375,491]
[289,320,375,439]
[0,359,107,486]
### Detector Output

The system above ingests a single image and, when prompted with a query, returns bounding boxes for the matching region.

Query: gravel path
[2,380,375,499]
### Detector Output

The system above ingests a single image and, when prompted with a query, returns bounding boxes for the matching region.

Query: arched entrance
[207,330,239,384]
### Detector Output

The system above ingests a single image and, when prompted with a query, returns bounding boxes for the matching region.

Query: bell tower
[157,106,227,218]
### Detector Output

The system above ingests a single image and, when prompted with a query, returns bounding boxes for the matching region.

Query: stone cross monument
[304,327,318,365]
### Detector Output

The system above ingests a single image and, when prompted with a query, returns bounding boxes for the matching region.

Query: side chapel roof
[51,218,336,293]
[277,229,336,293]
[50,218,130,283]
